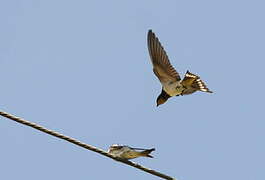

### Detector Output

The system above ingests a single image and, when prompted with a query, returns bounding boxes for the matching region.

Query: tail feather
[194,78,213,93]
[141,148,155,158]
[182,71,212,94]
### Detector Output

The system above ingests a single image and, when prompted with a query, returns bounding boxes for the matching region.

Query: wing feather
[147,30,181,84]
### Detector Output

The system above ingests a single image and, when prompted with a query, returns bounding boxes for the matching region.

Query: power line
[0,110,176,180]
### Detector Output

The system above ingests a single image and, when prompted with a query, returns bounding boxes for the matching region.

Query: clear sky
[1,0,264,180]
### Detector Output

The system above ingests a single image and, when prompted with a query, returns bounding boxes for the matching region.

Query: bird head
[156,90,171,106]
[156,95,167,106]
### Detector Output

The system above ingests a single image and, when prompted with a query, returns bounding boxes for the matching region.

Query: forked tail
[141,148,155,158]
[182,71,213,94]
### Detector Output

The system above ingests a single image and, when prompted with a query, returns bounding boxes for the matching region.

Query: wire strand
[0,110,176,180]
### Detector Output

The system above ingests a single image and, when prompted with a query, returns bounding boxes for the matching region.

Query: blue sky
[1,0,264,180]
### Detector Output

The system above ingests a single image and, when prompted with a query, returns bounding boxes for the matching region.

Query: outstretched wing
[147,30,181,85]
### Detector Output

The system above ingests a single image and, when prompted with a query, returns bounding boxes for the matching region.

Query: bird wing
[130,147,151,151]
[147,30,181,85]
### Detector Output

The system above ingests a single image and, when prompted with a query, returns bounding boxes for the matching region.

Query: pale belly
[120,151,139,159]
[163,81,184,96]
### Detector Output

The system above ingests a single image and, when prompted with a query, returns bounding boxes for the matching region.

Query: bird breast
[163,81,184,96]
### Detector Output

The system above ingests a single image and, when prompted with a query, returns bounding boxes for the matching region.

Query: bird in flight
[108,144,155,160]
[147,30,213,106]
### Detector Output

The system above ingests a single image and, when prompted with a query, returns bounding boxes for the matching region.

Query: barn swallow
[147,30,213,106]
[108,144,155,160]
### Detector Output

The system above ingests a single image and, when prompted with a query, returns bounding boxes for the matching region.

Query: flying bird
[108,144,155,160]
[147,30,213,106]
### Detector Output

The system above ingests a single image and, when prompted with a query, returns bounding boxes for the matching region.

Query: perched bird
[147,30,213,106]
[108,144,155,160]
